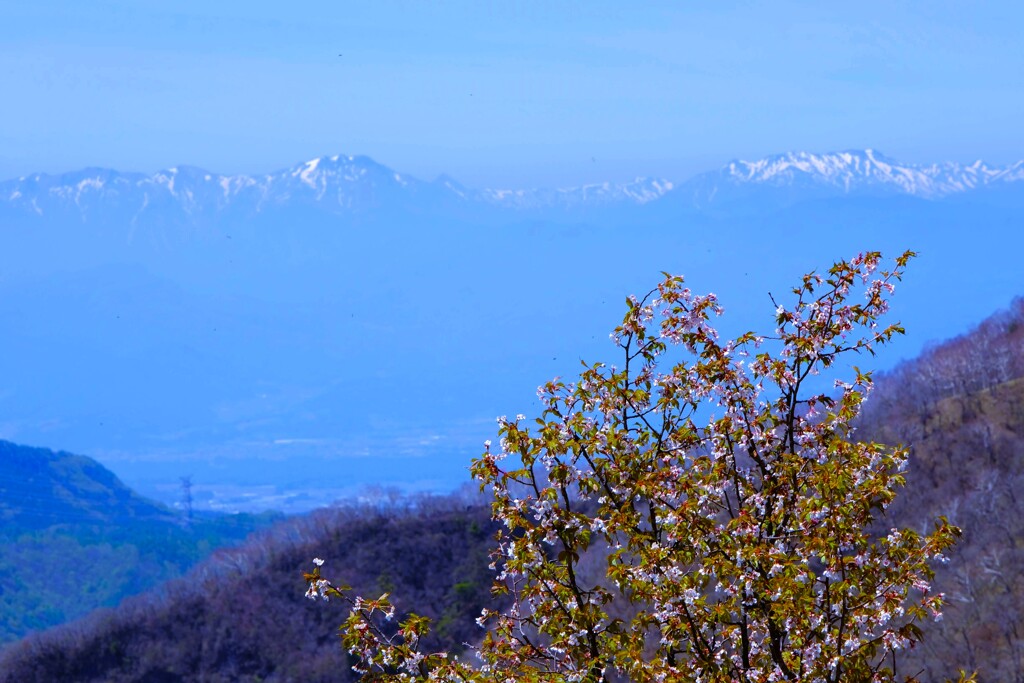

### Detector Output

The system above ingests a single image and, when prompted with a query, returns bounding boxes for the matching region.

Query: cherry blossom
[304,251,969,683]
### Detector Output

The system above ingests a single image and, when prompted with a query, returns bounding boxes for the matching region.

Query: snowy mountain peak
[729,149,908,185]
[712,149,1022,199]
[2,150,1023,222]
[279,154,418,195]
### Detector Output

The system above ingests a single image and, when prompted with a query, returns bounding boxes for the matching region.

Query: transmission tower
[180,475,194,523]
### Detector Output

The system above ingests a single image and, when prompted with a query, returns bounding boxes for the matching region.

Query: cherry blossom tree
[306,251,967,683]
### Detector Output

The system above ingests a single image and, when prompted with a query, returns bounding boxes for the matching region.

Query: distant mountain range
[0,154,671,222]
[717,149,1024,196]
[3,149,1023,223]
[678,149,1024,210]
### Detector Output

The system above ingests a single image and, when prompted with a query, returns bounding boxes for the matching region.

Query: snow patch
[296,158,321,189]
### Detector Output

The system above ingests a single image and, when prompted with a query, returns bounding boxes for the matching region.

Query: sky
[2,2,1024,188]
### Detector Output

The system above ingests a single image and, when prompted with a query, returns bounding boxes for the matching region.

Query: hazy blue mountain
[0,440,172,530]
[671,149,1024,211]
[4,149,1022,226]
[0,150,1021,511]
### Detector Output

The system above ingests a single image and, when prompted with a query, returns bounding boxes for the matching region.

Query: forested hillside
[0,442,279,643]
[860,297,1024,681]
[0,497,500,683]
[1,298,1022,682]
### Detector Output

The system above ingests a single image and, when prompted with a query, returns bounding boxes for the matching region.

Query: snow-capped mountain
[0,155,673,224]
[675,149,1024,209]
[726,149,1024,196]
[2,150,1023,225]
[0,155,451,221]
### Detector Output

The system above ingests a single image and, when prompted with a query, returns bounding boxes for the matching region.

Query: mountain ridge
[674,149,1024,210]
[0,439,174,529]
[0,439,281,644]
[4,149,1023,222]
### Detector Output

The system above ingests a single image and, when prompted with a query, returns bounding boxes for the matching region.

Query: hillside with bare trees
[859,297,1024,682]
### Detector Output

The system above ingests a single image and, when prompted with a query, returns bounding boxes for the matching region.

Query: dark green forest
[1,297,1023,682]
[0,441,280,643]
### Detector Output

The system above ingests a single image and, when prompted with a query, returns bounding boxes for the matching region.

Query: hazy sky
[3,2,1023,187]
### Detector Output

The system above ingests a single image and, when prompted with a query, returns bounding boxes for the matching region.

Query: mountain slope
[0,441,279,644]
[0,440,173,530]
[857,297,1024,681]
[0,498,500,683]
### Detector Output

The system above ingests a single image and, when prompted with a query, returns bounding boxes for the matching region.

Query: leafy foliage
[309,252,964,682]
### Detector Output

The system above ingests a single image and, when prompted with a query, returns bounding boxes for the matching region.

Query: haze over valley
[1,149,1022,511]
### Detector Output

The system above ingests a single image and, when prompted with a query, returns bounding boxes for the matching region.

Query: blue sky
[2,2,1023,187]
